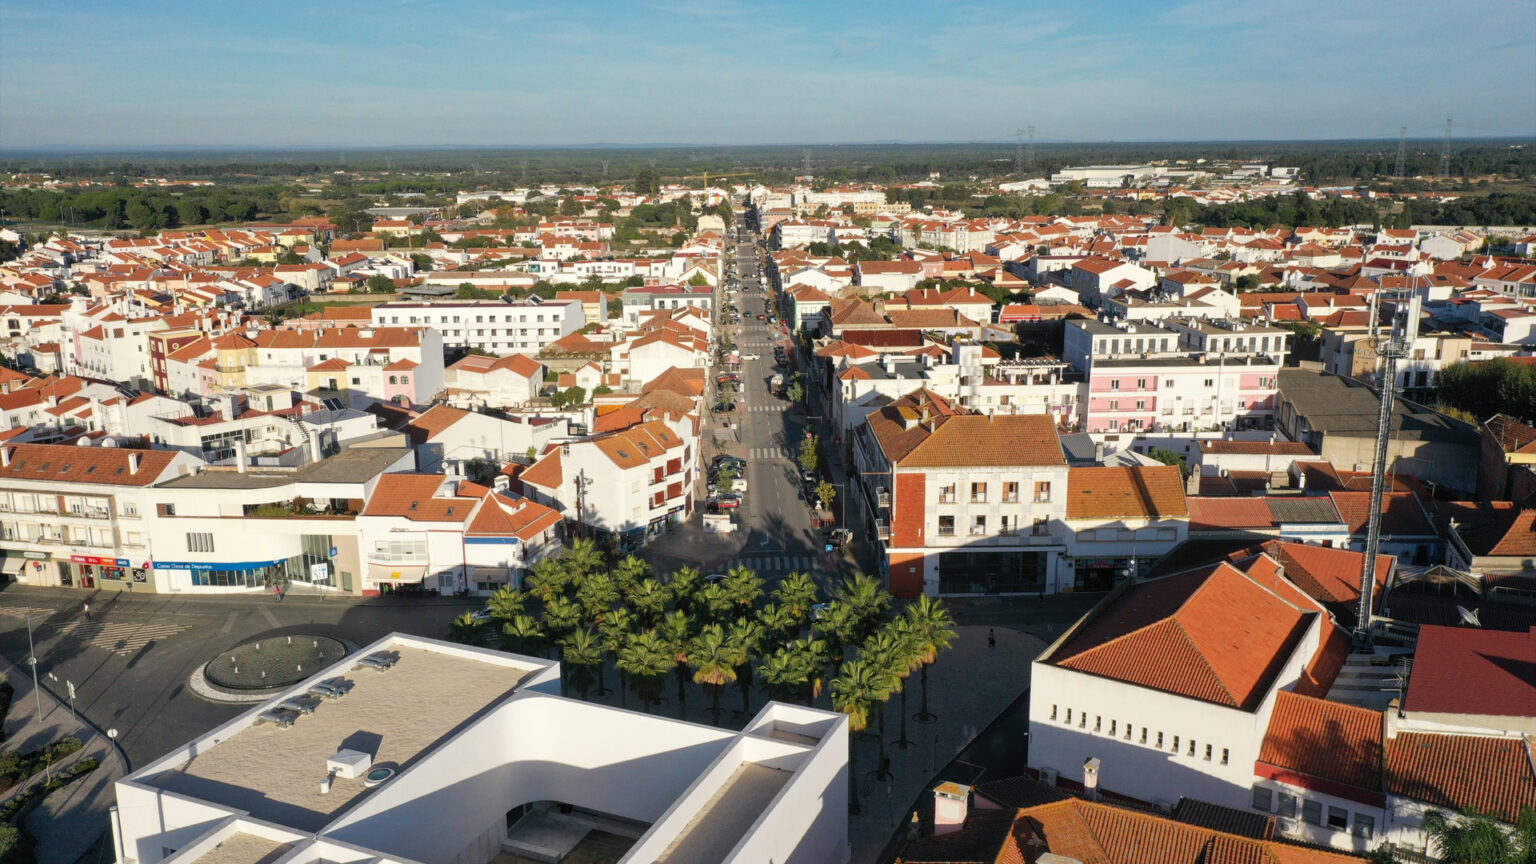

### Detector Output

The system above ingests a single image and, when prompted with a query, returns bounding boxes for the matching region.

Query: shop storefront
[153,551,336,593]
[1070,558,1136,593]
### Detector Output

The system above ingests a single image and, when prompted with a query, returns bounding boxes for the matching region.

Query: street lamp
[24,611,51,722]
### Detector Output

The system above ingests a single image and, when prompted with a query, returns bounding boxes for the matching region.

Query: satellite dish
[1455,605,1482,627]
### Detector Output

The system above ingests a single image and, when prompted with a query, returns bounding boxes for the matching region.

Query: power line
[1393,126,1407,178]
[1026,125,1036,171]
[1014,128,1025,175]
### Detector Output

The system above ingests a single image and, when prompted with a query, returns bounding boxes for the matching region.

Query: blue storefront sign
[151,558,286,572]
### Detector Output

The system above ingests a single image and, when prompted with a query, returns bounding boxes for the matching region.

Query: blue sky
[2,0,1532,148]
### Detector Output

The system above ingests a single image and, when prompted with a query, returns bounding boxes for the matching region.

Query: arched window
[400,375,409,384]
[388,375,398,385]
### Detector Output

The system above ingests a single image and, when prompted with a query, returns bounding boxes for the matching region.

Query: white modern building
[371,299,585,355]
[110,634,850,864]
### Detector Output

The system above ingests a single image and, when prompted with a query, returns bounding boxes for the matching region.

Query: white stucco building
[110,634,850,864]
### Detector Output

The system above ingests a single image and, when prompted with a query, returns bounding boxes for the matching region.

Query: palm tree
[667,565,703,604]
[814,600,861,668]
[500,614,544,657]
[774,571,819,623]
[595,606,633,700]
[659,609,695,716]
[540,595,583,647]
[612,555,651,594]
[1422,806,1536,864]
[617,629,674,713]
[576,572,620,623]
[524,558,570,603]
[562,536,604,580]
[861,626,916,774]
[869,620,923,754]
[448,612,486,646]
[560,627,603,700]
[758,646,809,705]
[723,565,763,611]
[837,572,891,644]
[696,582,733,623]
[830,658,895,815]
[726,617,764,717]
[690,623,737,724]
[485,585,525,621]
[630,577,672,626]
[755,603,798,646]
[904,595,957,723]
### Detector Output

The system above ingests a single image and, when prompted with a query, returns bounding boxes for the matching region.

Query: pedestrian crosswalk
[732,554,825,575]
[55,619,189,656]
[739,404,788,413]
[744,447,793,460]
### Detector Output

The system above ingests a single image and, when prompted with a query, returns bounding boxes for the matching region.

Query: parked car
[712,402,736,413]
[708,495,741,511]
[711,454,746,468]
[742,353,760,361]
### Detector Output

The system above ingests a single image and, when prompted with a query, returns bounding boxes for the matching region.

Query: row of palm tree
[447,540,957,790]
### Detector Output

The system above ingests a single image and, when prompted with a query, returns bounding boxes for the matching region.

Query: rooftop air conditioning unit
[1038,767,1058,787]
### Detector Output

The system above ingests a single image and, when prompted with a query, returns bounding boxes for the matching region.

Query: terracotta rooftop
[1066,465,1188,520]
[1385,731,1536,824]
[1050,561,1315,710]
[1257,691,1383,795]
[0,444,180,487]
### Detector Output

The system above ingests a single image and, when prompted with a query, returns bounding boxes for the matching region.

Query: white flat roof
[186,833,293,864]
[146,644,536,831]
[656,763,792,864]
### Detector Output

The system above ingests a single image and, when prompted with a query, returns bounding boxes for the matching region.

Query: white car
[742,353,760,361]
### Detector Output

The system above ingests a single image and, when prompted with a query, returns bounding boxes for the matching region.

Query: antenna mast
[1438,117,1452,179]
[1356,287,1421,644]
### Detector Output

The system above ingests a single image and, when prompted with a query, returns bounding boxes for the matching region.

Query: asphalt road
[0,588,477,767]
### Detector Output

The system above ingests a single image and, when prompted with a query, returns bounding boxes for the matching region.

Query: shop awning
[0,553,27,576]
[366,563,427,585]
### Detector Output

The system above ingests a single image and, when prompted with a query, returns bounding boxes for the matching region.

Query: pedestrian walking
[988,628,996,649]
[274,584,283,602]
[83,602,90,621]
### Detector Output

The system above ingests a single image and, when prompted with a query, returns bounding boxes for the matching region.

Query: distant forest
[0,139,1532,235]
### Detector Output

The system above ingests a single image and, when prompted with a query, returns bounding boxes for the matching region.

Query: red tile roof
[1051,562,1314,710]
[361,474,473,522]
[1257,691,1383,797]
[0,444,180,487]
[1385,731,1536,823]
[1067,466,1188,519]
[1327,491,1435,536]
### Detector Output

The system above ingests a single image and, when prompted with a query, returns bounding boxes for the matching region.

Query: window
[969,515,986,535]
[938,484,956,504]
[1108,400,1119,411]
[1302,799,1322,825]
[1065,708,1072,724]
[970,482,987,503]
[1252,787,1272,812]
[1136,399,1146,410]
[999,515,1012,534]
[1034,481,1052,502]
[1172,735,1180,753]
[1110,379,1119,390]
[1164,379,1174,387]
[1188,739,1196,757]
[1108,720,1116,737]
[1221,748,1229,765]
[1050,705,1057,720]
[1140,728,1147,744]
[1033,517,1049,535]
[1079,712,1086,729]
[1003,481,1019,502]
[1094,716,1101,732]
[186,532,214,553]
[1326,806,1347,831]
[1352,813,1374,838]
[1204,744,1212,761]
[938,515,955,535]
[1203,378,1214,387]
[1136,378,1147,389]
[1156,732,1163,748]
[1277,792,1296,819]
[1123,722,1131,741]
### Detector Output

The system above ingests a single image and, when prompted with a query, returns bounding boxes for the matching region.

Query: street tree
[690,623,737,724]
[660,609,695,716]
[448,612,486,646]
[726,617,765,717]
[830,658,897,814]
[1421,806,1536,864]
[798,435,820,474]
[617,629,674,713]
[904,595,958,722]
[595,606,634,702]
[560,627,603,700]
[815,481,838,513]
[500,614,545,657]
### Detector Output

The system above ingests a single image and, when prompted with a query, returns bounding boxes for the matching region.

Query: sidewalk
[1,643,128,864]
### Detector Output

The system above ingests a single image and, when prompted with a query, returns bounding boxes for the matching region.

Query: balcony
[876,488,891,509]
[875,519,891,540]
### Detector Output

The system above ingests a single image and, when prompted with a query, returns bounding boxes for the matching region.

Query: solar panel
[321,397,345,411]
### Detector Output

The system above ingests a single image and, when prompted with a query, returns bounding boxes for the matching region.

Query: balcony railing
[875,519,891,540]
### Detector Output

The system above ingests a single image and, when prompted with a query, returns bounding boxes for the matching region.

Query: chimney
[234,438,248,473]
[932,782,970,835]
[1083,757,1102,802]
[1094,442,1105,463]
[127,452,141,474]
[307,428,323,464]
[0,447,10,467]
[492,474,510,494]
